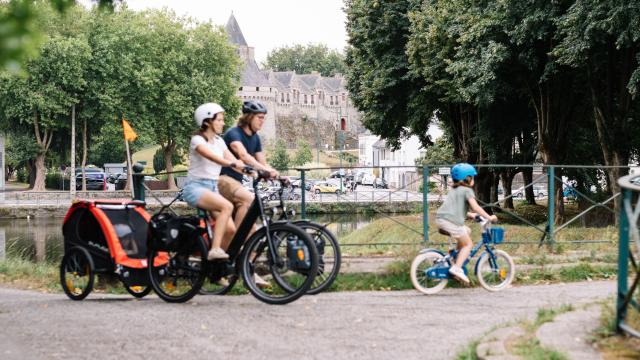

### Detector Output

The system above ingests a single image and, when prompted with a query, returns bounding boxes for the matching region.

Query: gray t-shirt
[436,186,475,225]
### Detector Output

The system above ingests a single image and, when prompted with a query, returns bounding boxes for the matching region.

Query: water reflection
[0,218,64,263]
[0,213,384,263]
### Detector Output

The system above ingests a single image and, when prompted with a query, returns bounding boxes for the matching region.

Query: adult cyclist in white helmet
[182,103,245,260]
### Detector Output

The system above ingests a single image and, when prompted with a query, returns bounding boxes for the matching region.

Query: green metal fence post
[300,169,306,219]
[423,166,429,243]
[132,163,145,202]
[617,189,630,333]
[547,166,555,245]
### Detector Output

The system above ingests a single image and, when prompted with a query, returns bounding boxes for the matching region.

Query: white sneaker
[207,247,229,260]
[253,273,270,288]
[215,277,230,287]
[449,266,470,284]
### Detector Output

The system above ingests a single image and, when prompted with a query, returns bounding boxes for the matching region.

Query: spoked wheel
[60,246,95,300]
[410,251,448,295]
[293,221,341,294]
[147,235,208,303]
[125,285,152,298]
[476,250,515,292]
[198,261,238,295]
[240,223,318,305]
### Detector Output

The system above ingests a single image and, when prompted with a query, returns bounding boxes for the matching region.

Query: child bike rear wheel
[147,235,208,303]
[240,223,319,305]
[60,246,95,300]
[410,251,448,295]
[476,250,515,292]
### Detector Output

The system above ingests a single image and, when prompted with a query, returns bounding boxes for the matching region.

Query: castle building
[225,14,362,149]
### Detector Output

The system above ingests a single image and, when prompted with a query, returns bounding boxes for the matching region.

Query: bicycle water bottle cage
[286,235,311,271]
[426,263,450,279]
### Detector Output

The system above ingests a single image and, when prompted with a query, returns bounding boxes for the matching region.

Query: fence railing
[617,173,640,337]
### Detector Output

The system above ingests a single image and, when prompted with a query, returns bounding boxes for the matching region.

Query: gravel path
[0,281,614,360]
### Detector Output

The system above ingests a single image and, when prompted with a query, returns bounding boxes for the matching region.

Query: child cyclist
[182,103,245,261]
[435,163,497,283]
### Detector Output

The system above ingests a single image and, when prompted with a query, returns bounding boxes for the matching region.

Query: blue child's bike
[410,216,515,294]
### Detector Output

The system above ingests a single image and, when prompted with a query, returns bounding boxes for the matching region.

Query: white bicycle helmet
[194,103,224,127]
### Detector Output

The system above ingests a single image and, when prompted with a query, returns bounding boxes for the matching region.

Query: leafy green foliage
[153,147,181,174]
[263,44,347,77]
[268,139,290,171]
[292,140,313,166]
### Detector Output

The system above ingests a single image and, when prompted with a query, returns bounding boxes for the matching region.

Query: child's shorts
[435,218,471,239]
[182,178,218,207]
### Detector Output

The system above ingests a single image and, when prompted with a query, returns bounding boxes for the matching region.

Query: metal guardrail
[617,173,640,337]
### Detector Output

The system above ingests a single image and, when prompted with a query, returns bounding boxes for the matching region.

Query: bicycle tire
[239,223,318,305]
[60,246,95,301]
[410,251,448,295]
[475,249,515,292]
[292,220,341,294]
[147,235,208,303]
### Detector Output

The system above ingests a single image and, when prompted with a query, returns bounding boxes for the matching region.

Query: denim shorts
[182,178,218,207]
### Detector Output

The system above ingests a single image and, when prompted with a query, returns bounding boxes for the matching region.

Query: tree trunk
[522,168,536,205]
[163,142,177,190]
[32,153,46,191]
[81,118,87,191]
[26,159,36,189]
[501,172,514,209]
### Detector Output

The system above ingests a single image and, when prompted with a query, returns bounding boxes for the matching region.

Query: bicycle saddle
[438,229,451,236]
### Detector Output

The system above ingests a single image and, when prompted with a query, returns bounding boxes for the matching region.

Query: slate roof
[225,14,247,46]
[241,59,272,87]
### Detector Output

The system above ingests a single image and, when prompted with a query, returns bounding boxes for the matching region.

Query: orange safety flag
[122,118,137,141]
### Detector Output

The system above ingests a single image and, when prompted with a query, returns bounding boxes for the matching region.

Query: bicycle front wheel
[293,220,341,295]
[410,251,448,295]
[240,223,318,305]
[476,250,515,292]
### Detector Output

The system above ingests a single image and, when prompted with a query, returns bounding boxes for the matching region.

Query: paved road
[0,281,614,360]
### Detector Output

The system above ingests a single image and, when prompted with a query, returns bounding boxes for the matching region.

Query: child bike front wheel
[475,250,515,292]
[410,251,448,295]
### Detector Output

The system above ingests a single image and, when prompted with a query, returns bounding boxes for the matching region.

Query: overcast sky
[81,0,349,64]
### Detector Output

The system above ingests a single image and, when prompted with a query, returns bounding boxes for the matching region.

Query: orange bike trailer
[60,199,166,300]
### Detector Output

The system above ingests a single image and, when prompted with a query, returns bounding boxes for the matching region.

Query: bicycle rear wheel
[147,235,208,303]
[240,223,318,305]
[476,250,515,292]
[293,220,341,294]
[410,251,448,294]
[60,246,95,301]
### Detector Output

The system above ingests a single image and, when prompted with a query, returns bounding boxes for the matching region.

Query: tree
[345,0,433,149]
[153,147,181,174]
[264,44,347,77]
[4,132,40,180]
[416,136,457,165]
[268,140,290,171]
[293,140,313,166]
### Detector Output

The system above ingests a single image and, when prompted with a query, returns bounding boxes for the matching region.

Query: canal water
[0,213,386,263]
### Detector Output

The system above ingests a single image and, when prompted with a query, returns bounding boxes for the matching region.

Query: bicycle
[147,167,319,305]
[410,216,515,294]
[267,180,342,294]
[200,178,342,295]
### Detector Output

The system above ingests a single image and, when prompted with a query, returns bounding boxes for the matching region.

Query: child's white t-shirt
[187,135,228,181]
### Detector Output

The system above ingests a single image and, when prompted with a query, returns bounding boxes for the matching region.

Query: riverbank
[0,200,429,218]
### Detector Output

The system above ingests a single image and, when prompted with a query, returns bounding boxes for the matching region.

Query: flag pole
[122,115,135,199]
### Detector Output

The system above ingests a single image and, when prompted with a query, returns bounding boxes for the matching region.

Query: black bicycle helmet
[242,100,268,114]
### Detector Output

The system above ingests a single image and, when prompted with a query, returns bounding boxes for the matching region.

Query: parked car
[373,178,388,189]
[114,174,159,190]
[360,173,375,186]
[75,172,107,191]
[311,181,341,194]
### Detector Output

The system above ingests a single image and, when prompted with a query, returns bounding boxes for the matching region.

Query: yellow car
[312,181,342,194]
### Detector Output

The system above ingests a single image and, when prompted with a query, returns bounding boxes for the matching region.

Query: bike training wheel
[410,251,448,295]
[240,223,318,305]
[125,285,153,298]
[475,250,515,292]
[60,246,95,301]
[147,235,208,303]
[293,220,341,295]
[198,261,239,295]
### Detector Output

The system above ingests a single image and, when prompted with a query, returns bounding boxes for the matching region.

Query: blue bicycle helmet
[451,163,477,182]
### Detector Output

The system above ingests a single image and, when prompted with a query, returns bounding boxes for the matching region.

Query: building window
[311,95,314,104]
[281,93,284,102]
[239,87,243,91]
[304,94,307,104]
[256,87,260,91]
[287,93,290,103]
[342,93,346,102]
[330,96,333,105]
